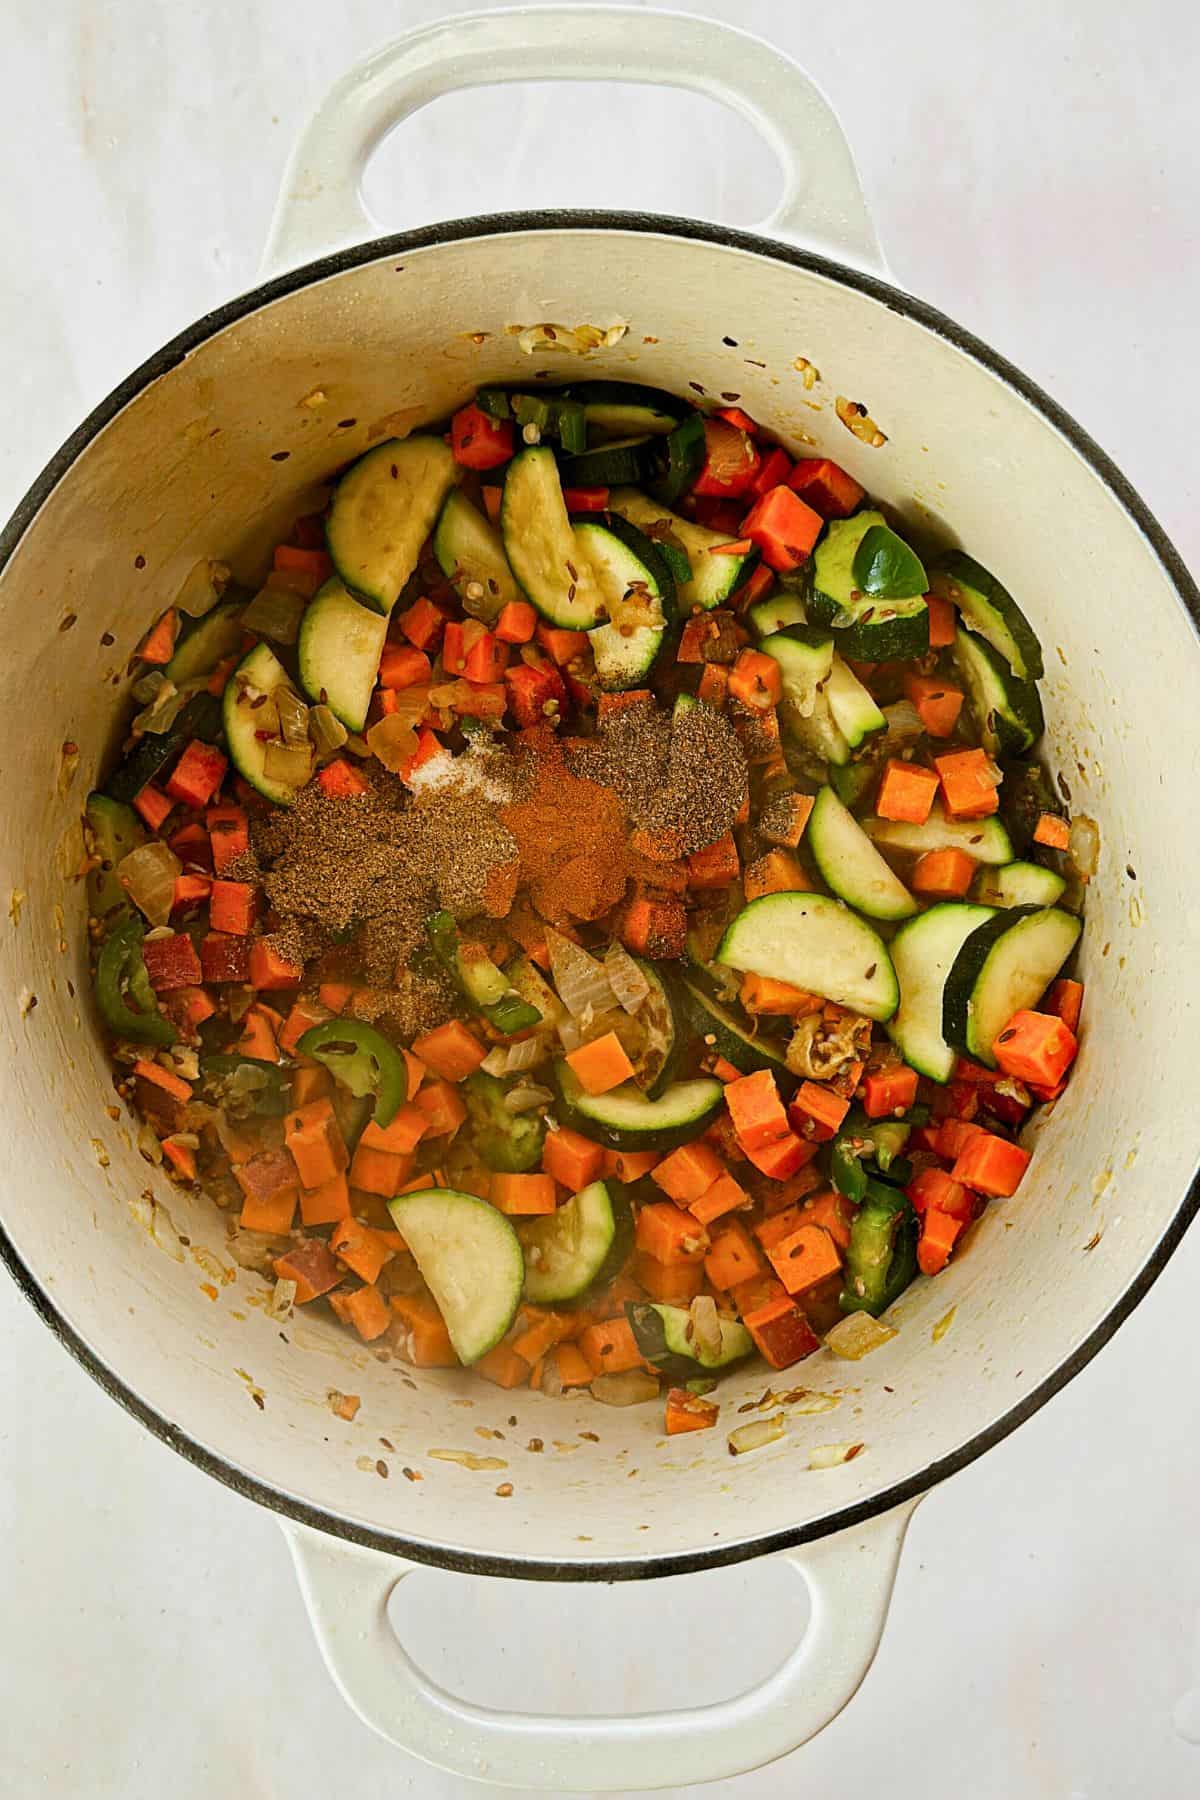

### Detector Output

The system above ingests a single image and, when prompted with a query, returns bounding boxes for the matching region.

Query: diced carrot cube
[651,1140,725,1205]
[635,1252,704,1304]
[950,1131,1031,1197]
[739,486,823,572]
[248,938,303,990]
[917,1208,965,1276]
[300,1172,352,1227]
[397,596,445,651]
[992,1010,1078,1087]
[911,847,977,899]
[330,1283,391,1342]
[578,1316,644,1376]
[739,971,822,1016]
[665,1388,719,1434]
[742,1295,820,1368]
[348,1143,413,1198]
[1041,978,1083,1034]
[758,790,814,848]
[317,758,369,799]
[743,848,813,899]
[283,1097,348,1189]
[413,1079,468,1136]
[379,643,433,689]
[741,1131,818,1180]
[511,1306,571,1365]
[786,457,865,519]
[166,740,228,809]
[862,1065,920,1119]
[601,1149,663,1183]
[903,673,964,738]
[317,981,355,1014]
[209,879,258,936]
[906,1167,976,1220]
[1033,812,1071,851]
[686,832,740,890]
[724,1069,789,1153]
[697,663,730,710]
[542,1126,604,1191]
[934,749,1001,820]
[553,1343,595,1389]
[689,1171,749,1226]
[133,784,174,831]
[390,1292,458,1367]
[411,1019,487,1082]
[876,760,940,826]
[206,805,249,874]
[788,1081,850,1142]
[330,1217,396,1285]
[490,1173,558,1215]
[704,1218,763,1292]
[273,1239,340,1304]
[565,1031,635,1097]
[925,593,957,648]
[728,649,782,711]
[798,1188,856,1253]
[619,894,687,960]
[358,1106,428,1157]
[495,600,538,644]
[635,1201,710,1264]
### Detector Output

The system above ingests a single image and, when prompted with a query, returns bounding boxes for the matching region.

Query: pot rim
[3,208,1198,1582]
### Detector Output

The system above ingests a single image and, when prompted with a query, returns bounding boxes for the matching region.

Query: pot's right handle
[261,6,883,279]
[284,1497,918,1791]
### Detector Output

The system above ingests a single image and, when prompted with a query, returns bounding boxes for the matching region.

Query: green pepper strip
[296,1019,406,1128]
[426,911,541,1036]
[462,1072,545,1173]
[839,1180,918,1317]
[830,1135,870,1205]
[95,917,177,1046]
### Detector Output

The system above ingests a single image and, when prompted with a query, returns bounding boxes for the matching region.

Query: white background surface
[2,2,1199,1795]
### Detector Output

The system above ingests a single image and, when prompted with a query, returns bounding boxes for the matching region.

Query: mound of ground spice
[568,694,747,856]
[498,729,630,923]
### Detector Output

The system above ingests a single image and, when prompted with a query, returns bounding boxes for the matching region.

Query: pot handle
[283,1496,917,1790]
[261,6,882,279]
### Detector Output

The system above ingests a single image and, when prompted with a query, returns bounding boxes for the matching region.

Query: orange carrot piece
[137,607,180,665]
[739,485,823,572]
[535,623,589,666]
[330,1217,396,1285]
[543,1126,604,1191]
[471,1343,529,1388]
[278,995,333,1057]
[161,1138,197,1182]
[686,832,740,890]
[390,1292,458,1367]
[495,600,538,644]
[317,980,355,1014]
[743,848,813,899]
[665,1387,719,1434]
[238,1185,297,1235]
[704,1219,763,1292]
[413,1079,468,1136]
[300,1172,352,1227]
[729,649,782,712]
[739,971,822,1016]
[601,1148,663,1183]
[992,1010,1078,1087]
[651,1140,725,1205]
[565,1031,635,1097]
[132,1058,192,1103]
[273,1238,340,1303]
[348,1143,413,1198]
[951,1131,1031,1197]
[490,1173,558,1215]
[618,893,687,960]
[758,791,814,848]
[358,1105,428,1157]
[934,749,1000,820]
[697,663,730,710]
[553,1342,595,1389]
[903,673,964,738]
[331,1284,391,1342]
[862,1065,920,1119]
[578,1316,644,1376]
[912,847,977,899]
[1041,977,1084,1034]
[689,1170,749,1226]
[789,1081,850,1141]
[209,879,258,936]
[876,760,940,826]
[741,1295,820,1368]
[511,1307,571,1365]
[283,1098,348,1189]
[925,593,957,648]
[798,1187,856,1254]
[917,1207,965,1276]
[411,1019,487,1082]
[767,1223,842,1295]
[1033,812,1071,850]
[635,1252,704,1304]
[232,1004,280,1063]
[635,1201,711,1265]
[724,1069,789,1153]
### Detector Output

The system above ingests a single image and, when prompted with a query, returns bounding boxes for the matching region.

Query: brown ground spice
[568,694,746,856]
[499,731,630,923]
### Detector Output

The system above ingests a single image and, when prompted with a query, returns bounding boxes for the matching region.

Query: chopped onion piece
[500,1035,544,1074]
[591,1369,660,1407]
[688,1294,723,1363]
[503,1083,553,1114]
[276,686,311,748]
[268,1278,297,1319]
[309,704,348,758]
[365,713,420,773]
[881,699,923,744]
[546,929,616,1019]
[808,1441,866,1469]
[480,1046,511,1077]
[262,739,313,787]
[241,585,307,644]
[555,1016,585,1055]
[728,1413,786,1456]
[175,558,229,618]
[825,1313,898,1360]
[131,670,170,707]
[604,941,650,1013]
[1069,815,1100,882]
[227,1231,289,1272]
[131,676,206,736]
[118,841,181,926]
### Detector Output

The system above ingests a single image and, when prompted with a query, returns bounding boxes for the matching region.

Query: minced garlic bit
[825,1312,897,1360]
[427,1449,508,1471]
[809,1442,866,1469]
[835,396,888,447]
[300,388,327,409]
[728,1413,786,1456]
[510,321,628,356]
[793,356,820,389]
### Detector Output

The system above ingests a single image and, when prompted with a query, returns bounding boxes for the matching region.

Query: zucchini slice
[952,625,1044,757]
[942,905,1082,1066]
[223,642,306,807]
[502,447,605,628]
[810,511,930,659]
[574,514,674,691]
[864,801,1014,865]
[626,1302,754,1378]
[326,436,457,614]
[680,979,791,1078]
[623,959,681,1098]
[717,892,899,1021]
[759,626,834,720]
[930,550,1043,681]
[554,1065,724,1151]
[165,600,245,685]
[608,488,754,612]
[747,592,808,638]
[432,488,521,620]
[886,902,997,1081]
[971,860,1067,908]
[388,1187,524,1364]
[297,578,388,732]
[785,685,852,767]
[520,1178,631,1305]
[824,654,886,748]
[807,786,917,921]
[567,381,687,439]
[559,438,654,487]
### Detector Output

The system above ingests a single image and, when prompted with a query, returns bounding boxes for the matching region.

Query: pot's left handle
[261,6,883,279]
[284,1498,917,1791]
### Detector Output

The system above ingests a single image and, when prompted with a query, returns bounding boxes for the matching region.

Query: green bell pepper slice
[839,1179,919,1317]
[462,1072,546,1172]
[296,1018,406,1128]
[426,910,541,1036]
[95,917,177,1046]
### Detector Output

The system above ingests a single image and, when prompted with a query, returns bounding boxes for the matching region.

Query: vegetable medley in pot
[86,379,1088,1439]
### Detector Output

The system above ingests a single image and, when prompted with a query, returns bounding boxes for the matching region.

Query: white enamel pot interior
[2,9,1199,1791]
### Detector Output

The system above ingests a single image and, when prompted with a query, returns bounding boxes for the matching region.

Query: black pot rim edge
[2,208,1197,1584]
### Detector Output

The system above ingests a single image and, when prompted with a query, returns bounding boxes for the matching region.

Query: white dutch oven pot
[2,8,1198,1790]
